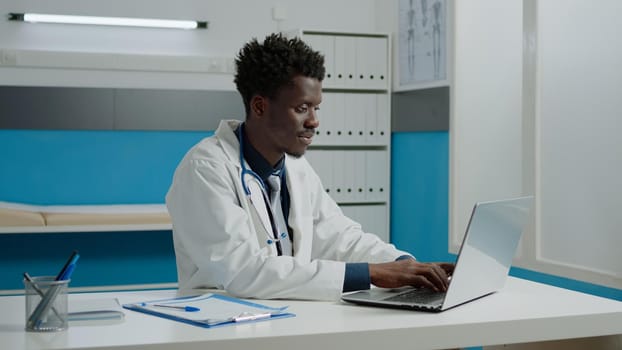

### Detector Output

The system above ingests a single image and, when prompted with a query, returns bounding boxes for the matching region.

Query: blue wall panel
[390,131,453,262]
[0,129,211,291]
[0,129,211,205]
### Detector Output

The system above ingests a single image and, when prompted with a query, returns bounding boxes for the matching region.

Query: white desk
[1,277,621,350]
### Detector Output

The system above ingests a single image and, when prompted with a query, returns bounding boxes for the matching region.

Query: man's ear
[250,95,267,117]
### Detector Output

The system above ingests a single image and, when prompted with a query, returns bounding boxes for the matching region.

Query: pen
[149,304,201,312]
[206,312,272,324]
[56,250,80,281]
[233,312,272,322]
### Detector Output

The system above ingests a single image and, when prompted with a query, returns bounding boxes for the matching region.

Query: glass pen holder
[24,276,70,332]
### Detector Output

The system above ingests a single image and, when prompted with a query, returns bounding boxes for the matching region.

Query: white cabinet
[304,33,389,91]
[296,30,392,243]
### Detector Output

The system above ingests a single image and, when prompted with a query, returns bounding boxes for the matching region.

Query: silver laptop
[342,196,533,312]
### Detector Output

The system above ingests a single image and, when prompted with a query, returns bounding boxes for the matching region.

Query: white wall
[451,0,525,246]
[0,0,379,89]
[534,0,622,287]
[452,0,622,289]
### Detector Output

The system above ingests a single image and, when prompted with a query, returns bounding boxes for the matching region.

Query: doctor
[166,33,453,300]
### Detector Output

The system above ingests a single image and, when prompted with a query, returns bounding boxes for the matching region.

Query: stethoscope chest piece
[267,232,288,245]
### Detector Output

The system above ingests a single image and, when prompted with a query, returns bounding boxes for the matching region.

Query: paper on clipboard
[123,293,294,328]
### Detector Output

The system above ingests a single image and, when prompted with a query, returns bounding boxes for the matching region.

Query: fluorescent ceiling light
[8,13,208,29]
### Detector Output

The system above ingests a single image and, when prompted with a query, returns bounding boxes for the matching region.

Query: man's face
[262,75,322,160]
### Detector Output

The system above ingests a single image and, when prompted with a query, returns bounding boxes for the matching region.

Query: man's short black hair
[234,33,325,115]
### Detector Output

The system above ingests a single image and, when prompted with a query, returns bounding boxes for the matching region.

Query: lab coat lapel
[216,120,243,164]
[246,193,278,255]
[216,120,278,256]
[285,156,312,262]
[246,179,277,250]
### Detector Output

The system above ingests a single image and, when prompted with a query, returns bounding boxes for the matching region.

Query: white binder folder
[365,150,388,202]
[375,93,390,144]
[306,150,334,198]
[353,151,367,202]
[331,150,346,202]
[335,36,356,88]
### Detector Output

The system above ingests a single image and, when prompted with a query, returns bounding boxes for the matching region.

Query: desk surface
[1,277,621,350]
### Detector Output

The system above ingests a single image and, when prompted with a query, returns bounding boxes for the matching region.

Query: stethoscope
[237,125,288,247]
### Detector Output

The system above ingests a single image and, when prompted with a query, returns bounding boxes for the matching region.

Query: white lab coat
[166,120,409,300]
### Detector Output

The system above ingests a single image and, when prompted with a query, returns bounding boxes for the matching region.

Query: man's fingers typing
[369,260,455,290]
[413,263,449,291]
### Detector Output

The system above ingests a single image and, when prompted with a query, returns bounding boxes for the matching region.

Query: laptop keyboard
[384,289,446,304]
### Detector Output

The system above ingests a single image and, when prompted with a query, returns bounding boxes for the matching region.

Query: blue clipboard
[122,293,295,328]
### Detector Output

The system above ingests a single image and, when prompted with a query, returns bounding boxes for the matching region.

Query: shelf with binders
[314,91,390,147]
[305,145,390,242]
[300,31,389,91]
[294,29,392,242]
[305,149,389,205]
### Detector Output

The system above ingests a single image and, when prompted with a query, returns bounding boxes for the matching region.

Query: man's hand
[369,260,455,291]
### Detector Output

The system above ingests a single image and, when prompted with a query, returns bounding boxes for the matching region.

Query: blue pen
[59,260,77,281]
[56,250,80,281]
[146,303,200,312]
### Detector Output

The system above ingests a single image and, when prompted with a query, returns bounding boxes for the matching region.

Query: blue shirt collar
[237,123,285,182]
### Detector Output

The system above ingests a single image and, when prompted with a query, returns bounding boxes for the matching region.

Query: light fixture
[8,13,207,30]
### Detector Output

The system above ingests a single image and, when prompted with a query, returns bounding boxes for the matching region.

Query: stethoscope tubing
[237,125,286,246]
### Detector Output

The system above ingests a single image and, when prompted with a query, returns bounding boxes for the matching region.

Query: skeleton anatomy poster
[398,0,447,87]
